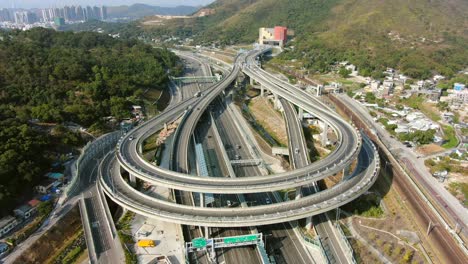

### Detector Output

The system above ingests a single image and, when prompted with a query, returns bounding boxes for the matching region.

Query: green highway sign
[192,237,207,248]
[223,234,258,244]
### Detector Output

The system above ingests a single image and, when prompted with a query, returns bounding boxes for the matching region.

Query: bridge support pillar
[320,123,328,147]
[273,94,281,110]
[260,84,265,97]
[342,164,351,180]
[198,193,210,238]
[129,173,136,186]
[249,77,255,86]
[199,193,204,207]
[295,188,302,200]
[306,216,313,230]
[298,108,304,120]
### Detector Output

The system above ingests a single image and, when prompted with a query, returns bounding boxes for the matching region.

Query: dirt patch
[350,217,425,264]
[341,163,428,263]
[249,97,288,146]
[13,205,83,264]
[416,144,445,155]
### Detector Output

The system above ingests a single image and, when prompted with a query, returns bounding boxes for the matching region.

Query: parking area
[131,186,185,264]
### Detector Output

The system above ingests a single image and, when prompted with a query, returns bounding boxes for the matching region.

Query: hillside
[145,0,468,78]
[0,28,180,215]
[107,4,199,19]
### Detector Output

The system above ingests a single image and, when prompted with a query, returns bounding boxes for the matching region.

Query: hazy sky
[0,1,215,9]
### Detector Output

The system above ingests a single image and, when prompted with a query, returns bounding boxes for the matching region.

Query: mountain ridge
[107,3,200,19]
[144,0,467,78]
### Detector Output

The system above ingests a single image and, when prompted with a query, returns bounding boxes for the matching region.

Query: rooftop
[28,199,41,207]
[0,215,16,228]
[46,172,64,180]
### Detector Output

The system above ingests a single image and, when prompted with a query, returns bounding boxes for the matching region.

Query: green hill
[107,4,199,19]
[145,0,468,78]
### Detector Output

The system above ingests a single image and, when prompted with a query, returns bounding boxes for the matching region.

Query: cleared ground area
[248,97,288,146]
[12,205,83,264]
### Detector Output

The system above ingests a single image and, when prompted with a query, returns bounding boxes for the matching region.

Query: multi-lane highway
[98,48,380,228]
[281,98,352,264]
[213,97,314,263]
[114,50,363,195]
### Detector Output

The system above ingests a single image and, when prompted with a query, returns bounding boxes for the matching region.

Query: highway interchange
[98,47,380,230]
[86,46,382,264]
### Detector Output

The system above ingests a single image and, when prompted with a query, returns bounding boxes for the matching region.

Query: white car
[129,136,134,141]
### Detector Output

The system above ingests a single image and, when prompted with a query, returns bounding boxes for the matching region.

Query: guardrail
[334,221,357,264]
[65,130,124,199]
[79,198,98,264]
[113,49,362,193]
[99,137,379,226]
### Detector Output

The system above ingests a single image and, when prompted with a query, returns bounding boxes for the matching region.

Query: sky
[0,0,215,9]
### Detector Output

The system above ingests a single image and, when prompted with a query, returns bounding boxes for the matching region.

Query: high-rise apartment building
[0,8,12,22]
[75,6,84,21]
[86,6,94,20]
[100,6,107,20]
[14,11,37,24]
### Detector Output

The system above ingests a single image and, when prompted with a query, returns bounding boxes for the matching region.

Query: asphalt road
[281,98,351,264]
[116,50,361,193]
[214,98,314,264]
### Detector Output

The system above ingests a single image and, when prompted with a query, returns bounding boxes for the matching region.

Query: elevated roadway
[281,98,352,264]
[100,48,379,227]
[115,50,363,194]
[101,133,378,227]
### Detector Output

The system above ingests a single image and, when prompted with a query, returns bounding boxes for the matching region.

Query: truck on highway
[137,239,156,247]
[194,91,201,97]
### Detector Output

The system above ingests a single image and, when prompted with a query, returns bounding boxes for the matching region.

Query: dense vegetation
[140,0,468,79]
[0,28,180,214]
[107,4,198,19]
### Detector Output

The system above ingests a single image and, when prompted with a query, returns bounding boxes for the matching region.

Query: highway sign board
[223,234,258,244]
[192,237,207,248]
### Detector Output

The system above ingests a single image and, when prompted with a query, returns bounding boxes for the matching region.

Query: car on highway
[226,200,232,207]
[129,136,134,141]
[138,231,151,237]
[265,198,271,204]
[294,147,299,154]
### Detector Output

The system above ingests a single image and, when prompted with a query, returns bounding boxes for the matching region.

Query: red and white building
[259,26,288,47]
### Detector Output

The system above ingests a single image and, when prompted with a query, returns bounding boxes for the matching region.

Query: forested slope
[0,28,180,214]
[143,0,468,78]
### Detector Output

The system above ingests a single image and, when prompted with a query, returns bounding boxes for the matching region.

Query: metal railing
[65,130,124,198]
[334,221,357,264]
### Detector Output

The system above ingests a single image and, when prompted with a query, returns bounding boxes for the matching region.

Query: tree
[338,67,351,78]
[37,200,53,217]
[365,92,376,103]
[110,97,131,120]
[412,129,435,145]
[437,101,449,111]
[0,28,180,215]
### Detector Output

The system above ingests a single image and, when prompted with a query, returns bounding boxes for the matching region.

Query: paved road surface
[215,98,314,264]
[281,98,351,264]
